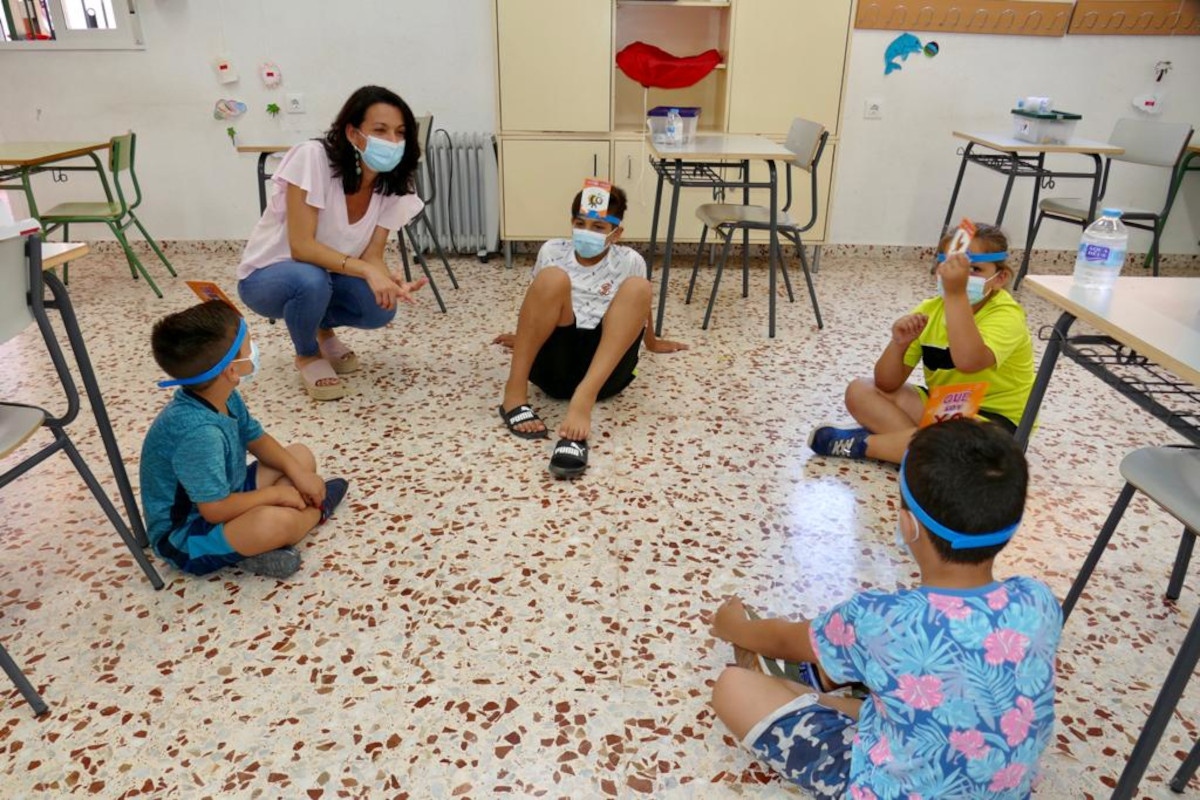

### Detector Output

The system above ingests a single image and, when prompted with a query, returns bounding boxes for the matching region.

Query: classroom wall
[832,30,1200,253]
[1,4,1197,255]
[0,0,495,240]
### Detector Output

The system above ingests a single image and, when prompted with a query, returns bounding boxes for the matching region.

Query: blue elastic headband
[157,317,247,388]
[899,453,1021,549]
[936,251,1008,263]
[580,210,622,226]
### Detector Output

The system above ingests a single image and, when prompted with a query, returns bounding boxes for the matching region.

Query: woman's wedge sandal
[548,439,588,478]
[319,335,360,374]
[299,359,349,401]
[499,404,549,440]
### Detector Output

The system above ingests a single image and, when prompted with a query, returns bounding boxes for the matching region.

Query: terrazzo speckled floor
[0,243,1196,799]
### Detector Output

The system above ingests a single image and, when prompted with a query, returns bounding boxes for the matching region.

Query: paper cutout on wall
[213,58,238,85]
[923,41,939,57]
[884,33,923,75]
[260,62,282,88]
[213,99,248,120]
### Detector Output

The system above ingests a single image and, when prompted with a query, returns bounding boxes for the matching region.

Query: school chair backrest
[0,235,35,347]
[107,131,146,214]
[785,118,827,173]
[1109,119,1193,168]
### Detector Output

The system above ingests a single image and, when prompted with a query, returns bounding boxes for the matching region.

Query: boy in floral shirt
[709,419,1061,799]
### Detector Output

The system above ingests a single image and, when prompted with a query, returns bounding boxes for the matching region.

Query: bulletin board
[855,0,1199,35]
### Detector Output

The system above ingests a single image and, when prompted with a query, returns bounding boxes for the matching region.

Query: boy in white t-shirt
[494,185,687,477]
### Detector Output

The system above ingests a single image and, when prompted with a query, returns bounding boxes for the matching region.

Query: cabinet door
[727,0,853,136]
[501,140,610,239]
[496,0,611,132]
[612,141,723,243]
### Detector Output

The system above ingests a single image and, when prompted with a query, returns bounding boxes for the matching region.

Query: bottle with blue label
[666,108,682,145]
[1072,208,1127,291]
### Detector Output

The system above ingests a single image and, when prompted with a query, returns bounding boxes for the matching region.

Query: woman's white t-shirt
[237,139,423,280]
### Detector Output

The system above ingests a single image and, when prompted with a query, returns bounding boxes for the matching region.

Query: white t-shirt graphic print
[532,239,646,330]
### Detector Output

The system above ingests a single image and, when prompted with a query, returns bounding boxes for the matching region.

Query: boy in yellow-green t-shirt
[809,225,1034,464]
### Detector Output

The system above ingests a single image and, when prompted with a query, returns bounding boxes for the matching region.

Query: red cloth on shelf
[616,42,722,89]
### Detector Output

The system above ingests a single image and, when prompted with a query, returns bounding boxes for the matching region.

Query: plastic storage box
[1011,109,1081,145]
[648,106,701,145]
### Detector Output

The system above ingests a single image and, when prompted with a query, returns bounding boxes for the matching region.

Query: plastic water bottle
[666,108,682,145]
[1072,208,1127,290]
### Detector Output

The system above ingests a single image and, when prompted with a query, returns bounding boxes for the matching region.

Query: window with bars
[0,0,143,49]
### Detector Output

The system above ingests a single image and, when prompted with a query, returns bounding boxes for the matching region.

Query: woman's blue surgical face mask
[937,274,993,304]
[356,131,405,172]
[573,228,611,260]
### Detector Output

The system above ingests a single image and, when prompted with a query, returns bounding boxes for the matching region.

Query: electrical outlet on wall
[286,93,306,114]
[864,98,884,120]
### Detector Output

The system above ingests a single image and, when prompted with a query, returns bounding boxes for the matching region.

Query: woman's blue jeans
[238,260,395,356]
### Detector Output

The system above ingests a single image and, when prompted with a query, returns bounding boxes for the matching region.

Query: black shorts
[915,386,1018,434]
[529,321,640,401]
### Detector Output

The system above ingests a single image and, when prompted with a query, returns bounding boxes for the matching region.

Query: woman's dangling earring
[354,149,362,176]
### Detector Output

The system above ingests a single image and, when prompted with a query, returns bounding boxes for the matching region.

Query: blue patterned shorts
[743,693,856,800]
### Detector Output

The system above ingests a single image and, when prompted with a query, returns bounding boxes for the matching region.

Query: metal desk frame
[942,141,1104,291]
[645,157,789,338]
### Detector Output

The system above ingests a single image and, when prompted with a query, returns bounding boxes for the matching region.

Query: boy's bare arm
[197,486,306,524]
[938,256,996,372]
[709,596,816,664]
[643,309,688,353]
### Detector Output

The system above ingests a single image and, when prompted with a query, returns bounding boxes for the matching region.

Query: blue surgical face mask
[937,274,992,305]
[895,512,918,557]
[573,228,611,260]
[356,132,405,172]
[233,340,260,385]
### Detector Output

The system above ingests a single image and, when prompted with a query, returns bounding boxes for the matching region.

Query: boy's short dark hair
[902,418,1028,565]
[571,185,628,225]
[151,301,242,390]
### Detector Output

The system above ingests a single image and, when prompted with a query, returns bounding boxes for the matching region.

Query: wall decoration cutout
[213,57,239,85]
[213,99,247,120]
[924,41,940,56]
[266,102,281,117]
[260,62,282,88]
[884,33,923,74]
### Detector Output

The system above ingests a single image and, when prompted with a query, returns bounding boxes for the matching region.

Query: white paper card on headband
[947,218,977,256]
[580,178,612,220]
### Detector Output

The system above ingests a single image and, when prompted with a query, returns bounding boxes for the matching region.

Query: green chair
[40,132,176,298]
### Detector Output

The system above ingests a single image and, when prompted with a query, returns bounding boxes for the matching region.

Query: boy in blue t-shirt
[709,419,1061,799]
[140,301,348,579]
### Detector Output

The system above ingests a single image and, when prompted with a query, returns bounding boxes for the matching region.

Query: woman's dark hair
[322,85,420,197]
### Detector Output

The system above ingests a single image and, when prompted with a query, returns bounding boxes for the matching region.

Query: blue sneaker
[807,425,869,459]
[320,478,349,524]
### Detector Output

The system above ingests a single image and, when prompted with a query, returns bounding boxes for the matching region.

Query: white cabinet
[501,139,610,239]
[496,0,611,132]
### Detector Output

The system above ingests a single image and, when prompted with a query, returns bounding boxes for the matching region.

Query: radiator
[409,131,500,257]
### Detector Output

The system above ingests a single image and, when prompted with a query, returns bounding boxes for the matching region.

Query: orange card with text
[919,382,989,428]
[185,280,241,314]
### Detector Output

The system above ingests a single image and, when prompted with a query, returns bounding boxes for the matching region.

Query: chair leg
[774,237,795,303]
[0,642,48,716]
[1171,734,1200,792]
[409,228,446,314]
[1166,526,1195,601]
[57,430,164,589]
[686,225,709,305]
[421,214,458,290]
[110,222,163,298]
[794,236,824,331]
[703,234,734,331]
[1150,221,1162,278]
[1112,605,1200,799]
[397,227,413,283]
[1015,212,1045,291]
[62,223,70,286]
[1063,482,1135,622]
[129,213,178,277]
